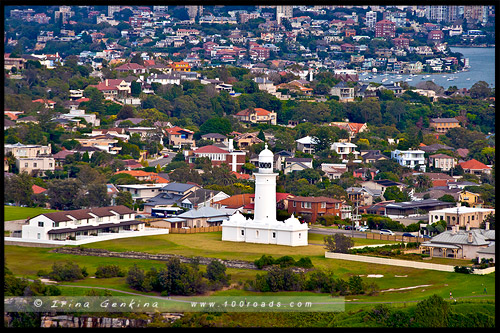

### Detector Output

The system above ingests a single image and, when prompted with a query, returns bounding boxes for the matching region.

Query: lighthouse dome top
[259,144,273,158]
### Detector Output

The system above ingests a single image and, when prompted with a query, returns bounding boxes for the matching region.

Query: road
[309,227,409,238]
[146,153,174,168]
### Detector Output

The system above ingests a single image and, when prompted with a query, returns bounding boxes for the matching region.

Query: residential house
[21,205,142,241]
[4,143,51,158]
[115,62,147,74]
[143,182,200,213]
[360,150,388,164]
[429,153,457,171]
[330,81,355,102]
[164,126,195,148]
[288,196,343,223]
[273,150,294,172]
[360,179,407,195]
[375,19,396,38]
[458,159,491,176]
[242,193,294,215]
[419,143,455,154]
[391,149,426,171]
[429,118,460,134]
[168,206,234,228]
[187,145,246,172]
[321,163,348,180]
[384,199,455,219]
[89,79,131,100]
[353,167,378,180]
[332,142,360,160]
[346,187,383,206]
[428,206,495,229]
[117,183,167,202]
[201,133,229,146]
[283,157,313,174]
[233,132,264,149]
[329,122,368,140]
[459,190,484,208]
[419,226,495,260]
[16,156,55,177]
[213,193,254,211]
[114,170,169,183]
[75,136,121,154]
[146,73,181,85]
[179,189,229,210]
[234,108,277,125]
[295,136,318,155]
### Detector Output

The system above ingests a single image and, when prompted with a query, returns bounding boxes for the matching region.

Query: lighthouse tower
[221,145,308,246]
[253,144,278,224]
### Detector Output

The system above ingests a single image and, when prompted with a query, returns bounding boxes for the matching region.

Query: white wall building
[222,145,308,246]
[21,205,142,241]
[391,149,426,171]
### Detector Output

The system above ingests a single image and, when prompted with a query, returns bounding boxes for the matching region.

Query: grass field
[4,231,495,309]
[4,205,58,221]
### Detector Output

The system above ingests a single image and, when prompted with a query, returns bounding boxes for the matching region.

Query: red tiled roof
[230,171,250,180]
[235,108,272,116]
[194,145,229,154]
[214,193,253,208]
[459,159,490,170]
[165,126,194,135]
[32,184,47,194]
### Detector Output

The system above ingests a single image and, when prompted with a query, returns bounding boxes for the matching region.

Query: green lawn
[4,230,495,309]
[4,205,58,221]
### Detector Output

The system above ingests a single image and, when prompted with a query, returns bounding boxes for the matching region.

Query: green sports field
[4,205,58,221]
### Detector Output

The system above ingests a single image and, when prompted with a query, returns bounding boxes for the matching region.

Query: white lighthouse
[222,145,308,246]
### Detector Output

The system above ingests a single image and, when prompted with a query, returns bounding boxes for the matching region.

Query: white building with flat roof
[391,149,426,172]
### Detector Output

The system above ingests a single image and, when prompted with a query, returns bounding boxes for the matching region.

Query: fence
[367,233,427,243]
[150,225,223,234]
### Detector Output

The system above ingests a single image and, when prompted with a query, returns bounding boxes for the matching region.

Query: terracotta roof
[235,108,273,116]
[165,126,194,135]
[288,196,342,203]
[194,145,229,154]
[459,159,490,170]
[214,193,253,208]
[32,184,47,194]
[230,171,250,180]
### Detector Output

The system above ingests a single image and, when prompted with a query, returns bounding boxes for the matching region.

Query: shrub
[47,261,88,282]
[275,255,296,268]
[454,266,474,274]
[295,257,314,268]
[95,265,125,278]
[413,294,450,327]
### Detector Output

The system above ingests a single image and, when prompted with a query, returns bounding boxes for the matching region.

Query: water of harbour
[363,47,495,90]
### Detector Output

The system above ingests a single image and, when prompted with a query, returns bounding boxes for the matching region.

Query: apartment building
[391,149,426,171]
[288,196,343,223]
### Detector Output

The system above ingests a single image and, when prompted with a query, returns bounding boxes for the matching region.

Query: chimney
[467,232,473,243]
[465,223,470,231]
[451,225,456,235]
[485,222,490,230]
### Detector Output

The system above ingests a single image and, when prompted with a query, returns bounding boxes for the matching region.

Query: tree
[205,260,230,286]
[383,186,410,202]
[413,294,450,327]
[117,105,135,120]
[4,173,33,207]
[324,234,354,253]
[115,191,134,209]
[46,179,84,210]
[198,117,232,136]
[469,81,491,99]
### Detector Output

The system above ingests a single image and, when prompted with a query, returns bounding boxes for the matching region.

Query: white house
[21,205,143,241]
[391,149,426,171]
[295,136,318,155]
[117,184,167,202]
[331,142,360,161]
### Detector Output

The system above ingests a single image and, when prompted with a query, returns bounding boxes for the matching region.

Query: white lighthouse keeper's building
[222,145,308,246]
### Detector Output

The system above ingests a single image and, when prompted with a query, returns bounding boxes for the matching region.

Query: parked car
[136,214,146,219]
[422,235,431,239]
[380,229,395,236]
[163,154,169,158]
[344,225,354,230]
[358,227,369,232]
[402,232,416,238]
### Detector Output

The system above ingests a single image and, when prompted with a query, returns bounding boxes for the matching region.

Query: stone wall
[52,247,258,270]
[51,247,310,273]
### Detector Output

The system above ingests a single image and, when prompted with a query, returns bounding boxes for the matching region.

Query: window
[272,232,276,239]
[241,230,245,236]
[321,202,326,209]
[293,201,296,207]
[301,202,312,209]
[33,163,37,167]
[120,215,124,220]
[38,221,44,227]
[256,230,259,238]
